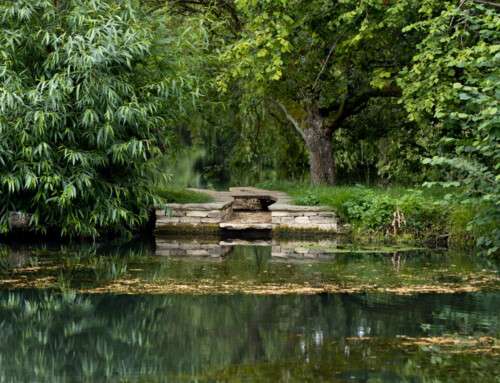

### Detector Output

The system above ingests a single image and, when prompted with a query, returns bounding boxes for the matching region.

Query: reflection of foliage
[89,256,129,282]
[0,247,9,275]
[0,242,498,293]
[0,291,498,382]
[0,241,154,289]
[400,339,500,383]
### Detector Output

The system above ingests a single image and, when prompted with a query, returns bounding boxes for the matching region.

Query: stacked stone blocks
[156,198,340,233]
[269,204,338,231]
[155,201,233,227]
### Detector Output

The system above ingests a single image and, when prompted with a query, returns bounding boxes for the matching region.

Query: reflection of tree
[391,252,406,272]
[0,291,498,382]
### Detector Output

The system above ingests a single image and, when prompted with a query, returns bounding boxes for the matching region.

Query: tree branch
[312,42,337,91]
[473,0,500,8]
[331,95,346,124]
[271,100,306,142]
[335,85,401,126]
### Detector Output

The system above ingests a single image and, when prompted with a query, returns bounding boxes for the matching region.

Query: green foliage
[0,0,200,237]
[0,0,497,252]
[343,191,447,236]
[333,98,425,184]
[399,1,500,254]
[219,0,417,97]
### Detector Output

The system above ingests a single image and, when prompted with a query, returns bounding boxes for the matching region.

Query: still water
[0,236,498,382]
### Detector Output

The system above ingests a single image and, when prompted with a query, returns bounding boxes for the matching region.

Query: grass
[155,187,213,204]
[257,181,474,248]
[258,181,448,216]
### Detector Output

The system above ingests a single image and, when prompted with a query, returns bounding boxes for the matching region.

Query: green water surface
[0,236,498,382]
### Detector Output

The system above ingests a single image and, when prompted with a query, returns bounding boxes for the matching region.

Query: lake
[0,235,498,382]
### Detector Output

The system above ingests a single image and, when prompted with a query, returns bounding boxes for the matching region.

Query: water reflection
[0,291,497,382]
[0,238,499,382]
[0,237,498,293]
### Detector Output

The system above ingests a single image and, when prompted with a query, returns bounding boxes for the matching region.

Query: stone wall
[269,204,338,232]
[232,195,277,211]
[155,201,232,231]
[155,197,342,234]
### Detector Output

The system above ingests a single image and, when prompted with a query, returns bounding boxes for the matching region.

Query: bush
[342,191,446,236]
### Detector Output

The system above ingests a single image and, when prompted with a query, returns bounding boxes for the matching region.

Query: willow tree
[0,0,199,237]
[218,0,419,184]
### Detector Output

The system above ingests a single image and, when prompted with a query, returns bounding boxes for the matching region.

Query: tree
[217,0,419,185]
[399,0,500,254]
[0,0,199,237]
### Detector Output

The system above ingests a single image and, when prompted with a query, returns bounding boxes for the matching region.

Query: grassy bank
[156,188,213,204]
[258,181,477,248]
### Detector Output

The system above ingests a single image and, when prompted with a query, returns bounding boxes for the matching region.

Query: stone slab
[219,222,273,230]
[186,211,209,217]
[8,212,32,229]
[294,216,310,224]
[200,218,221,224]
[269,204,331,212]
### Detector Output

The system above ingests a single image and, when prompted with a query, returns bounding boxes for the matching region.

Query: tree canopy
[216,0,419,184]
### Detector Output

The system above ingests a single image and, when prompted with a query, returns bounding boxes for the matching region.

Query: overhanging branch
[334,85,402,126]
[312,42,337,91]
[271,99,306,142]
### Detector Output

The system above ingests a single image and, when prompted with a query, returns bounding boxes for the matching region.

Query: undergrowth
[258,181,482,250]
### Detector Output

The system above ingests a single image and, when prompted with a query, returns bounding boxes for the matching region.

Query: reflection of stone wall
[155,202,232,229]
[155,238,340,260]
[156,239,231,257]
[270,205,338,232]
[271,240,339,259]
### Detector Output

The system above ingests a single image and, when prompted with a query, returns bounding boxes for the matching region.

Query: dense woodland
[0,0,498,253]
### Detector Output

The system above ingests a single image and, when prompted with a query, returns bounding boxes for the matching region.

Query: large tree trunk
[304,108,335,185]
